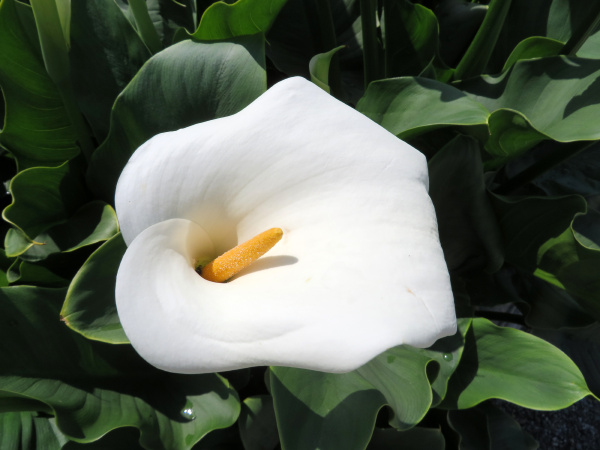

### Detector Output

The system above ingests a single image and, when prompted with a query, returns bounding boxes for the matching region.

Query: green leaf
[29,0,70,86]
[145,0,196,47]
[454,0,513,80]
[382,0,438,77]
[366,427,445,450]
[485,109,548,165]
[6,260,69,287]
[266,0,364,103]
[3,162,88,241]
[0,0,79,170]
[489,0,600,71]
[61,233,128,344]
[271,367,384,450]
[193,0,288,40]
[356,77,489,139]
[238,396,279,450]
[63,427,143,449]
[448,402,538,450]
[441,318,591,410]
[0,411,67,450]
[491,194,587,273]
[87,33,267,202]
[428,135,503,274]
[501,36,563,72]
[436,0,487,67]
[271,323,469,449]
[0,249,12,287]
[458,56,600,144]
[7,201,118,262]
[536,216,600,320]
[128,0,163,53]
[309,46,345,93]
[0,286,240,448]
[69,0,151,142]
[535,324,600,397]
[525,141,600,198]
[518,275,594,330]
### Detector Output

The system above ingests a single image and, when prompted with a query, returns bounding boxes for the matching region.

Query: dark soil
[496,397,600,449]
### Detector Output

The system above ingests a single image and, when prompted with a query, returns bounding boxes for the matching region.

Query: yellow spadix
[200,228,283,282]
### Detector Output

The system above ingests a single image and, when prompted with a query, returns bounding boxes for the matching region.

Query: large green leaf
[193,0,288,40]
[3,162,88,241]
[5,201,118,262]
[501,36,563,72]
[458,56,600,144]
[428,135,503,274]
[61,233,128,344]
[356,77,489,140]
[0,0,79,170]
[271,367,384,450]
[484,109,549,167]
[69,0,151,142]
[448,402,537,450]
[271,323,468,450]
[87,33,267,202]
[488,0,600,71]
[441,318,592,410]
[0,286,240,449]
[536,324,600,397]
[0,412,66,450]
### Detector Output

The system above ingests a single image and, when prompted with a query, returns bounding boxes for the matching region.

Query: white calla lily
[115,77,456,374]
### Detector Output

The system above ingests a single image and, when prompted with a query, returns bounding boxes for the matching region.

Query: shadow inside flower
[231,255,299,280]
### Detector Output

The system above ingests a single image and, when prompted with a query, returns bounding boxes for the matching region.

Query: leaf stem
[495,141,594,195]
[561,3,600,56]
[454,0,512,80]
[310,0,342,99]
[129,0,163,54]
[360,0,381,88]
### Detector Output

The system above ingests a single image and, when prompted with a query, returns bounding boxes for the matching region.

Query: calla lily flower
[115,77,456,374]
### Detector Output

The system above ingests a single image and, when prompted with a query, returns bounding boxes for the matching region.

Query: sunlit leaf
[61,233,128,344]
[442,318,592,410]
[271,323,468,449]
[357,77,489,139]
[309,45,345,93]
[193,0,288,40]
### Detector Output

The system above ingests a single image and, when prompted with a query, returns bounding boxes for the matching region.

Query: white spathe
[115,77,456,374]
